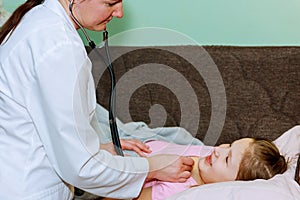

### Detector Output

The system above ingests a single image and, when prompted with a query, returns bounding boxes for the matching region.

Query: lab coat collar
[43,0,77,33]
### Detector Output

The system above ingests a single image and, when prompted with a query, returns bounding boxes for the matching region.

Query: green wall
[3,0,300,46]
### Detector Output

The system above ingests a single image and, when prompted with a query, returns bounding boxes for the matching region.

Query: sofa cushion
[90,46,300,145]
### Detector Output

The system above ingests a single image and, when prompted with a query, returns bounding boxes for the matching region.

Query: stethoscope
[69,0,124,156]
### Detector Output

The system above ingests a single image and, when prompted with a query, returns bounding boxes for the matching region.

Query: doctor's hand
[146,154,194,183]
[100,139,152,157]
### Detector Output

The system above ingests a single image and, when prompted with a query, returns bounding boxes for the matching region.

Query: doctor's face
[198,138,253,184]
[72,0,123,31]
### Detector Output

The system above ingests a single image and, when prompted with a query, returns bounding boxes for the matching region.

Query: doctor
[0,0,194,199]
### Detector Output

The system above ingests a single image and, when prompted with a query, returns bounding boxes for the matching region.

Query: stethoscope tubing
[69,0,123,156]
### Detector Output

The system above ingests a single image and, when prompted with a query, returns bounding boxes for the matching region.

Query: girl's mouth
[205,155,212,166]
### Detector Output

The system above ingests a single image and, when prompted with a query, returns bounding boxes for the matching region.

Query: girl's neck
[191,157,204,185]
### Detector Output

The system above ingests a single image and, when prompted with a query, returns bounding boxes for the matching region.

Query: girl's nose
[214,146,229,158]
[214,147,220,157]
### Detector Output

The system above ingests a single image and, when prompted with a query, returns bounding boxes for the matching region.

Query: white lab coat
[0,0,148,199]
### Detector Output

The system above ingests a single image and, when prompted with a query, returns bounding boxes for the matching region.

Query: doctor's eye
[106,0,121,7]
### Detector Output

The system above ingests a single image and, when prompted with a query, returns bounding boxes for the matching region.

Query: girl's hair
[0,0,44,44]
[237,138,287,180]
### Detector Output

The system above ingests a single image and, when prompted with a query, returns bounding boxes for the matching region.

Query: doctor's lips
[105,17,113,24]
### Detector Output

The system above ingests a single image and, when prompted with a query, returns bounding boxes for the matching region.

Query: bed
[85,45,300,199]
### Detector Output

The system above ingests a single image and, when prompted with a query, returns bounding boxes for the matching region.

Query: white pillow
[274,125,300,179]
[167,125,300,200]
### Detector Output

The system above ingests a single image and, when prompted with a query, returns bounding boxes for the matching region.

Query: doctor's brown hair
[236,138,287,180]
[0,0,44,44]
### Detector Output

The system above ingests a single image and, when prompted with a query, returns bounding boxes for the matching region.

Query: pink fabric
[144,141,214,200]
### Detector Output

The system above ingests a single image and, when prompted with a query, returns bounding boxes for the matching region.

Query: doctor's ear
[68,0,86,12]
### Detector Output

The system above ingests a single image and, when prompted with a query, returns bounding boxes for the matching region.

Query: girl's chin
[199,157,209,169]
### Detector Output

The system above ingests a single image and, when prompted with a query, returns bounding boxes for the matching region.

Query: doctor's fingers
[180,162,193,173]
[177,171,192,183]
[122,139,151,151]
[177,157,194,179]
[171,160,193,183]
[176,156,194,172]
[172,157,194,180]
[120,139,151,157]
[181,156,194,167]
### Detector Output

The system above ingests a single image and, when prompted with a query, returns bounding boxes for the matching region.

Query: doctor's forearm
[146,154,194,183]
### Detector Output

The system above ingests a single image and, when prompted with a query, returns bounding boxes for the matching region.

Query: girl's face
[72,0,123,31]
[198,138,253,183]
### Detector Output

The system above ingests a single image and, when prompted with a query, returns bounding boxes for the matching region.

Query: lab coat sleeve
[27,41,148,198]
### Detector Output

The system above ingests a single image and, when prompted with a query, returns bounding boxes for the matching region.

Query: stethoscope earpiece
[69,0,95,49]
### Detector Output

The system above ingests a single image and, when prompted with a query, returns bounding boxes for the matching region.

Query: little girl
[136,138,287,200]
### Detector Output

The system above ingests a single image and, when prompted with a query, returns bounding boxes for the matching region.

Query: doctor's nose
[112,3,124,18]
